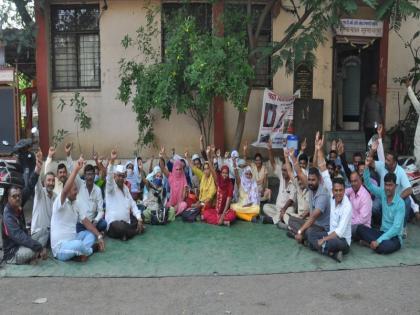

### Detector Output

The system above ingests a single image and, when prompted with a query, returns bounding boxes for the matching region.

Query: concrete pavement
[0,266,419,314]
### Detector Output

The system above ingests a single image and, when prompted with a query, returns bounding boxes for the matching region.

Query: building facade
[34,0,420,157]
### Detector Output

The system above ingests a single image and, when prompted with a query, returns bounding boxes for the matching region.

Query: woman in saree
[231,165,260,222]
[159,158,188,216]
[202,147,236,226]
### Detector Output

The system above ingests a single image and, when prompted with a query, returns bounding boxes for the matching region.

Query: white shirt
[50,193,86,257]
[105,164,142,229]
[275,162,297,209]
[75,177,104,223]
[45,156,73,196]
[329,195,352,246]
[407,86,420,167]
[31,176,57,234]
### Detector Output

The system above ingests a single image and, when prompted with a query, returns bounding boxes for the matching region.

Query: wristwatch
[297,230,302,235]
[97,234,103,241]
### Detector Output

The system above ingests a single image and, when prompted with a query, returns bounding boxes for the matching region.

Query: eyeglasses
[10,194,22,200]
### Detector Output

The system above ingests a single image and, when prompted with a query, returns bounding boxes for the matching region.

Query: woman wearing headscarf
[192,161,216,208]
[159,158,188,215]
[202,147,236,226]
[143,165,163,201]
[231,165,260,222]
[141,165,176,224]
[125,161,141,200]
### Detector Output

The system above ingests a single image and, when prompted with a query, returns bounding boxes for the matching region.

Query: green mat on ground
[1,221,420,278]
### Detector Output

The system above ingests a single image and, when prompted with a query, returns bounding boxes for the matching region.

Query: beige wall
[47,1,419,159]
[385,17,420,130]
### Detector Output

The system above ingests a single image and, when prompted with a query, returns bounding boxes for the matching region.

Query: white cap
[115,165,126,174]
[231,150,239,159]
[192,154,200,161]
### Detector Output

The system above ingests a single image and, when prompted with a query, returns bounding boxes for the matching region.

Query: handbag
[150,207,168,225]
[181,207,201,223]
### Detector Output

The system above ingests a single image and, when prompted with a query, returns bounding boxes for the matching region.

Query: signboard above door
[0,67,14,83]
[335,19,383,38]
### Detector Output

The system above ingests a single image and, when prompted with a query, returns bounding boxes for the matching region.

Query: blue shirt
[374,161,411,196]
[363,169,405,244]
[309,184,330,231]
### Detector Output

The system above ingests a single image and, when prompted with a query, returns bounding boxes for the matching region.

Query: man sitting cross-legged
[2,153,49,264]
[31,148,57,242]
[50,157,105,262]
[106,149,144,240]
[346,171,372,236]
[262,140,296,225]
[356,157,405,255]
[287,133,331,244]
[308,178,352,262]
[64,144,107,233]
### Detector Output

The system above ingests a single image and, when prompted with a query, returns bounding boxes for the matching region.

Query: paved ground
[1,266,419,314]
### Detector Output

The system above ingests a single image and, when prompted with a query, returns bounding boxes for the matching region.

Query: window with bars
[51,5,101,90]
[225,3,272,88]
[161,3,212,60]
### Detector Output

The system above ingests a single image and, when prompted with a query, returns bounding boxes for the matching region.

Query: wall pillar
[35,1,49,154]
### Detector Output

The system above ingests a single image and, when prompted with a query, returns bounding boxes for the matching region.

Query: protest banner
[252,88,295,149]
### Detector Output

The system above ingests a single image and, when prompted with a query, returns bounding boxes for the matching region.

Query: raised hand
[75,156,85,171]
[110,149,117,162]
[371,140,379,152]
[48,146,56,158]
[64,142,73,156]
[267,138,273,150]
[93,152,99,161]
[377,124,384,138]
[405,77,412,88]
[243,141,248,153]
[300,137,307,152]
[206,146,211,157]
[159,146,165,158]
[331,139,337,151]
[36,149,43,162]
[184,148,189,159]
[211,145,216,154]
[315,131,320,144]
[216,148,221,157]
[224,151,230,159]
[35,153,43,174]
[337,139,344,156]
[315,134,324,151]
[283,147,289,159]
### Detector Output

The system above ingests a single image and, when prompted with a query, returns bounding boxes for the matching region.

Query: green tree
[228,0,420,149]
[118,7,254,147]
[0,1,37,52]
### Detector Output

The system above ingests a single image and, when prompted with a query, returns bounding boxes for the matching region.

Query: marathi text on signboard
[252,88,295,149]
[294,64,313,99]
[335,19,383,38]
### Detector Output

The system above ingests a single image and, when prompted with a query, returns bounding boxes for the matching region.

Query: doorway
[332,39,380,130]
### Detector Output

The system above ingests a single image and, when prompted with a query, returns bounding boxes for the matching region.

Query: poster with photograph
[252,88,295,149]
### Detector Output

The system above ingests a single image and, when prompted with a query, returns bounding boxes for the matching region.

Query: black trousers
[356,225,401,255]
[288,216,325,241]
[107,214,138,240]
[307,230,350,255]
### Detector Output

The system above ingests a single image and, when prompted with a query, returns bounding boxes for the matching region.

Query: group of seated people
[1,124,418,264]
